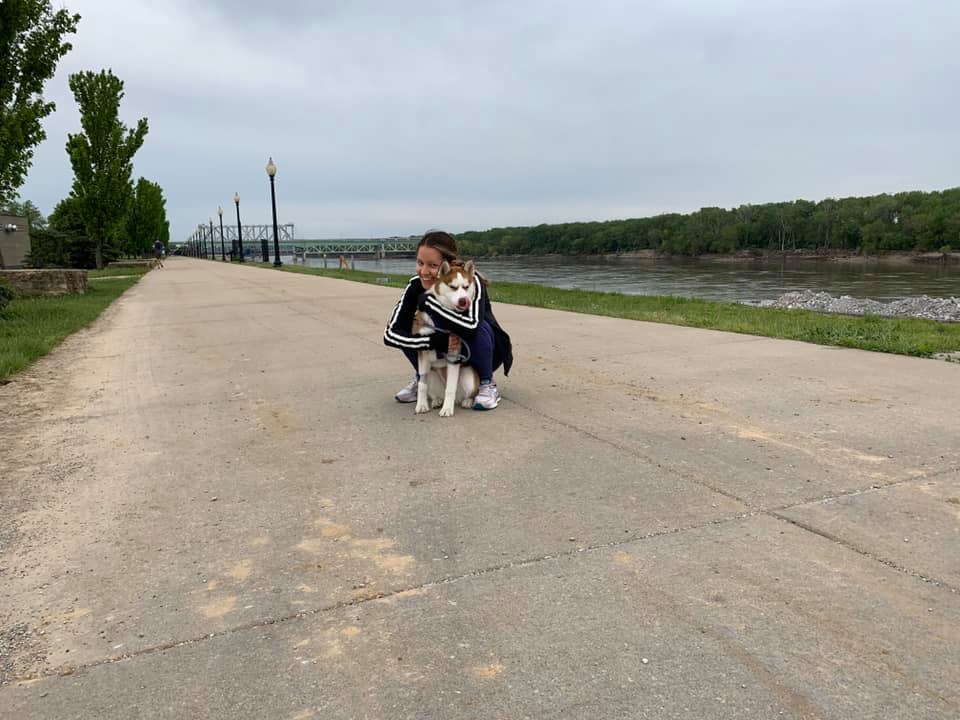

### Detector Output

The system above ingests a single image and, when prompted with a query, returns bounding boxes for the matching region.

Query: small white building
[0,214,31,269]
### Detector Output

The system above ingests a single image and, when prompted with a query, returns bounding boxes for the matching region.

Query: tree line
[1,1,168,269]
[459,189,960,259]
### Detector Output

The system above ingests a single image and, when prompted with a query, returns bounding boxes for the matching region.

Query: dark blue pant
[465,319,499,383]
[400,320,500,383]
[402,348,419,374]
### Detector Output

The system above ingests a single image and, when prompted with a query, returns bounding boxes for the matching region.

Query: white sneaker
[473,382,500,410]
[394,377,418,403]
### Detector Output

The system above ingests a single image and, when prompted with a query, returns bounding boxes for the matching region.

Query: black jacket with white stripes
[383,276,513,376]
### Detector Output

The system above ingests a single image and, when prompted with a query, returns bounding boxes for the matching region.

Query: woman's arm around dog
[383,277,447,351]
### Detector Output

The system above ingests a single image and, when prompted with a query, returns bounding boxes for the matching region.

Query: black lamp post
[199,225,206,258]
[234,192,244,262]
[266,157,282,266]
[209,218,215,261]
[218,206,226,261]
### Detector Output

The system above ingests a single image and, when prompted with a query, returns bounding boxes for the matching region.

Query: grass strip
[276,264,960,357]
[0,270,145,381]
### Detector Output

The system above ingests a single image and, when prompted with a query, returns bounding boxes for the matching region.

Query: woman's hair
[419,229,489,287]
[418,230,458,262]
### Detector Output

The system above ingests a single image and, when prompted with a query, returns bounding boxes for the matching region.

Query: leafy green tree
[122,177,169,256]
[0,197,46,228]
[0,1,80,205]
[27,194,92,267]
[48,193,84,235]
[65,69,148,268]
[457,186,960,257]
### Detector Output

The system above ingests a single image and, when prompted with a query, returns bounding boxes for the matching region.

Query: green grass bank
[277,264,960,358]
[0,267,149,382]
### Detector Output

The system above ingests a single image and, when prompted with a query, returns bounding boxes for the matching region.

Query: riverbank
[277,264,960,358]
[764,290,960,323]
[591,249,960,265]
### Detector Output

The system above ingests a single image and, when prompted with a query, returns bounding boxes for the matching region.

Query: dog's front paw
[439,404,455,417]
[415,401,431,414]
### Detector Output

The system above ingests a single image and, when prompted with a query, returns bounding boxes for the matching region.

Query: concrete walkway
[1,257,958,719]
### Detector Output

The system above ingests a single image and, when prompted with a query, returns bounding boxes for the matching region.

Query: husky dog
[414,260,481,417]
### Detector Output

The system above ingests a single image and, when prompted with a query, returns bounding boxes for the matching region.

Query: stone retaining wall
[0,269,88,296]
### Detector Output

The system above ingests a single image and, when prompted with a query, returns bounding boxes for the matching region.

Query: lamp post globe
[234,192,244,262]
[266,156,282,267]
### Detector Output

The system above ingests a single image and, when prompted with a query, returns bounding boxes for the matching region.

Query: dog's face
[432,260,476,312]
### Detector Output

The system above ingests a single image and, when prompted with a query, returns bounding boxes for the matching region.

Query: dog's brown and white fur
[414,260,480,416]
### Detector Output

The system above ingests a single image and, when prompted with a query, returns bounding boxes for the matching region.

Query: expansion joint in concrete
[767,511,959,596]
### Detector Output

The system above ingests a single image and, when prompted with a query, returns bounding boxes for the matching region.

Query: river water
[297,254,960,304]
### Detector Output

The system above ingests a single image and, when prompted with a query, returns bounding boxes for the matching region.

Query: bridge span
[182,220,419,262]
[180,225,418,259]
[285,237,418,258]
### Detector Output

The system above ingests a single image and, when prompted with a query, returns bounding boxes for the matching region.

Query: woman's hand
[448,335,460,353]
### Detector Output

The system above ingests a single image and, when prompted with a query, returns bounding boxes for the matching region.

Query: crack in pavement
[768,511,960,595]
[505,395,770,507]
[504,396,960,595]
[7,507,758,684]
[9,476,958,685]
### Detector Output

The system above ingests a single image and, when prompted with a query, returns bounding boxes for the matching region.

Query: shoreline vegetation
[456,188,960,259]
[0,266,148,382]
[277,264,960,359]
[587,249,960,265]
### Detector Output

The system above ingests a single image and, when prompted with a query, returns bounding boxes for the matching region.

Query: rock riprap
[764,290,960,323]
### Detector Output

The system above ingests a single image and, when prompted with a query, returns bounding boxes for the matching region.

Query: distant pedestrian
[153,240,165,268]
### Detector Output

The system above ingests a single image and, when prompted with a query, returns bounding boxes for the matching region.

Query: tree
[0,1,80,205]
[122,177,169,257]
[26,194,93,268]
[65,69,148,268]
[0,197,46,228]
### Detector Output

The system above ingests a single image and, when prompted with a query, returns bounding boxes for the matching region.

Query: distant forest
[458,188,960,257]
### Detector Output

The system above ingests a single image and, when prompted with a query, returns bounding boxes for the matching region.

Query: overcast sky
[18,0,959,242]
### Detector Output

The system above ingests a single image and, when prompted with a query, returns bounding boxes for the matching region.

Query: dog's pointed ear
[439,261,450,276]
[464,259,475,275]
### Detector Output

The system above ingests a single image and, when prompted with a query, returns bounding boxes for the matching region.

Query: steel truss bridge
[284,237,417,257]
[185,223,295,248]
[182,225,417,258]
